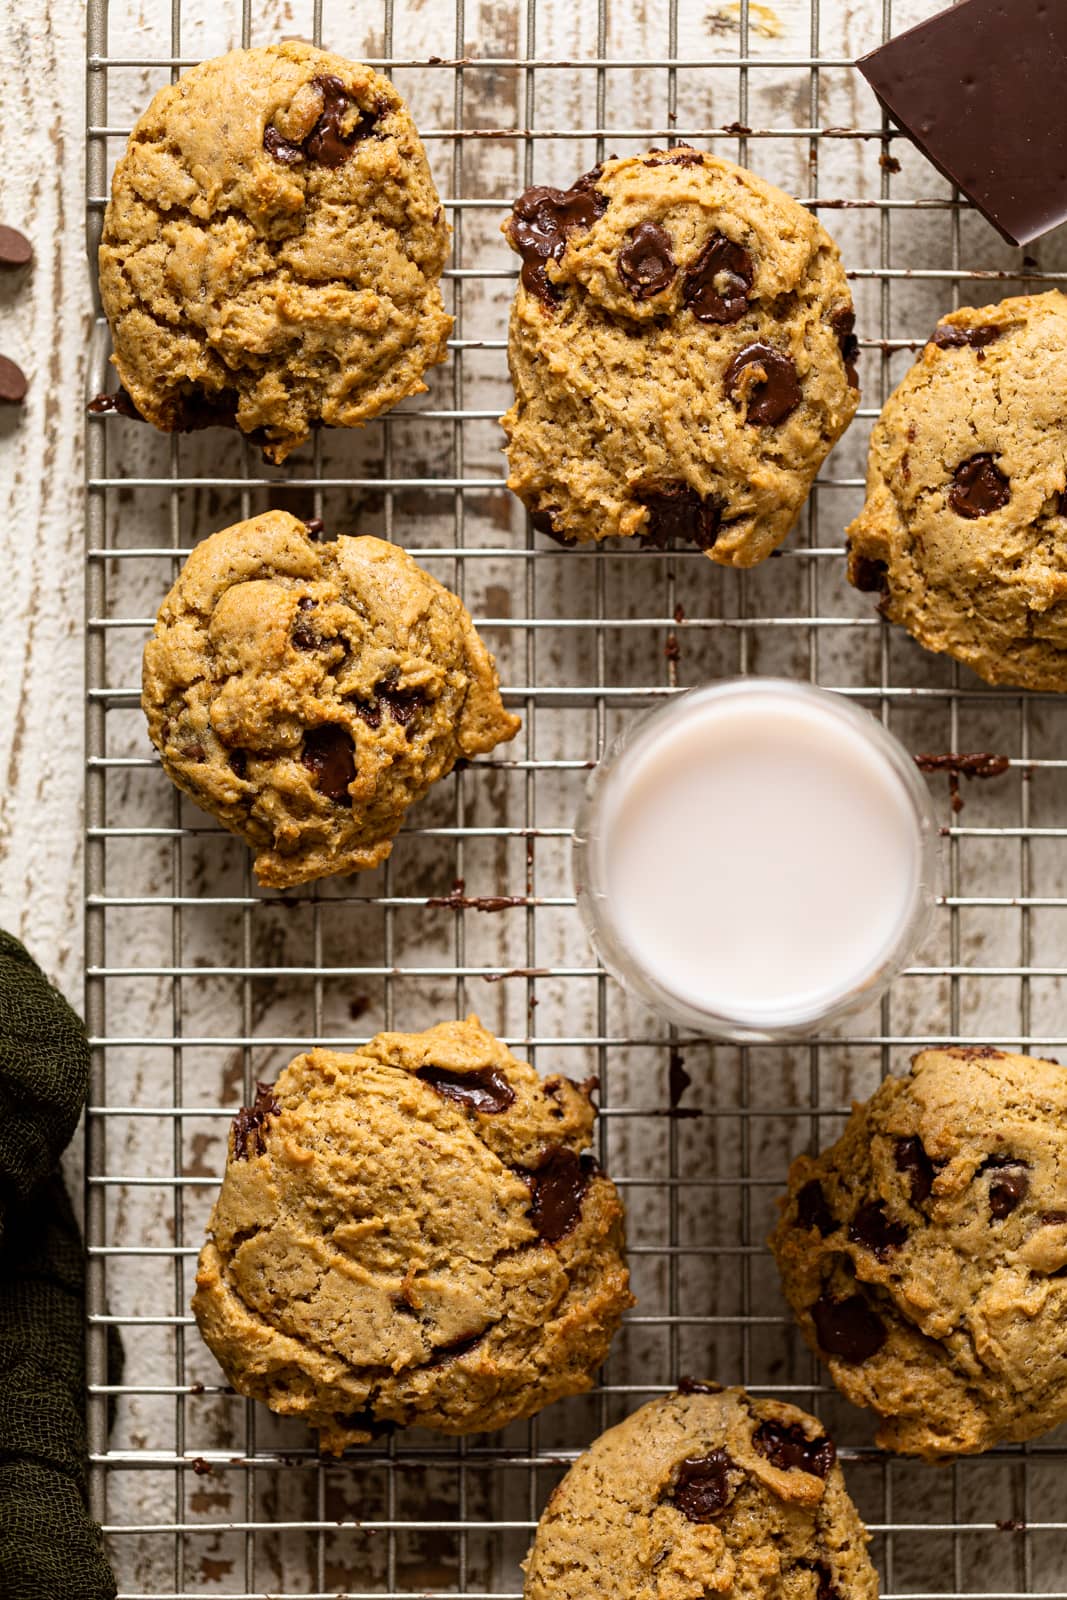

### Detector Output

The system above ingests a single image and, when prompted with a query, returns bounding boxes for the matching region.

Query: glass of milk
[574,679,938,1040]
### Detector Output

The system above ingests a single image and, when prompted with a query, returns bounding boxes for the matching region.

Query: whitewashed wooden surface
[3,0,1067,1594]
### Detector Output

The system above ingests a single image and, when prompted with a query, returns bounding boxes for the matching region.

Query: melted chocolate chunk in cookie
[848,1200,908,1260]
[264,75,381,168]
[981,1156,1030,1219]
[797,1180,836,1237]
[376,668,427,729]
[850,550,889,593]
[618,221,676,299]
[725,341,802,425]
[416,1064,516,1113]
[895,1135,937,1206]
[509,173,608,303]
[292,595,325,651]
[811,1292,887,1362]
[675,1377,724,1395]
[525,1146,597,1243]
[930,323,1003,351]
[949,454,1011,518]
[682,233,753,324]
[752,1418,836,1478]
[831,307,860,388]
[669,1450,738,1520]
[301,724,356,802]
[637,482,722,550]
[232,1081,281,1159]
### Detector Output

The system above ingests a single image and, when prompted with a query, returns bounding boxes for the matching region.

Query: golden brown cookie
[192,1016,633,1453]
[141,511,519,887]
[99,42,451,462]
[770,1046,1067,1459]
[846,291,1067,690]
[522,1384,879,1600]
[501,149,859,566]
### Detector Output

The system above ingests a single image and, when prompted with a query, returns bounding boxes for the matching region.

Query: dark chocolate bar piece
[858,0,1067,247]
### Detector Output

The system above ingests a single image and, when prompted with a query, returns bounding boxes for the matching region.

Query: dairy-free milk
[591,683,928,1028]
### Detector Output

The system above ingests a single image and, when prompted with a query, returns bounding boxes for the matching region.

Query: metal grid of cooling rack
[85,0,1067,1594]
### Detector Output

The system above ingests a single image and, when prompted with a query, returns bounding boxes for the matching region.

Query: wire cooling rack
[85,0,1067,1594]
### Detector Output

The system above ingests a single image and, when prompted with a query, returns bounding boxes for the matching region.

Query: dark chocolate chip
[849,550,889,593]
[981,1156,1030,1219]
[232,1081,280,1160]
[676,1377,723,1395]
[1042,1210,1067,1225]
[525,1146,597,1243]
[264,75,381,169]
[724,341,802,425]
[796,1180,836,1237]
[351,699,382,730]
[531,506,577,546]
[180,742,207,762]
[301,724,356,803]
[304,517,326,539]
[375,668,427,729]
[752,1418,836,1479]
[831,306,860,388]
[508,172,608,303]
[895,1135,937,1206]
[669,1450,738,1521]
[930,322,1003,351]
[416,1064,516,1114]
[848,1200,908,1260]
[0,354,28,405]
[949,454,1010,519]
[637,482,721,550]
[809,1560,841,1600]
[227,749,249,780]
[617,220,676,299]
[682,232,753,324]
[811,1292,887,1362]
[292,599,324,651]
[0,225,32,269]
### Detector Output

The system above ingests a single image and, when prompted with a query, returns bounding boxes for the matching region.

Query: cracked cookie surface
[141,510,519,887]
[99,41,451,462]
[846,291,1067,690]
[771,1047,1067,1458]
[192,1016,632,1453]
[522,1385,878,1600]
[501,150,859,567]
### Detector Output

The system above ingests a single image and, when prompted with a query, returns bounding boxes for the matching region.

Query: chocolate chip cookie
[99,42,451,462]
[522,1384,878,1600]
[141,511,519,887]
[501,150,859,566]
[771,1046,1067,1459]
[192,1016,632,1453]
[846,292,1067,690]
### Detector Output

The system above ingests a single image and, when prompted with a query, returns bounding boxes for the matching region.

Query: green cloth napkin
[0,930,116,1599]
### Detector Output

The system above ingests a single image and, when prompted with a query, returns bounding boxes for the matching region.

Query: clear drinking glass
[573,678,939,1042]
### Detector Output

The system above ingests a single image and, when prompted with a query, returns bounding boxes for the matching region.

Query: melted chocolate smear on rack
[618,221,676,299]
[301,724,356,802]
[895,1135,937,1206]
[796,1180,836,1237]
[508,170,608,303]
[811,1292,887,1362]
[682,233,753,324]
[752,1418,836,1478]
[524,1146,597,1242]
[264,76,383,167]
[915,751,1010,814]
[949,454,1010,519]
[669,1450,738,1521]
[416,1064,516,1113]
[848,1200,908,1260]
[232,1082,280,1160]
[724,341,801,425]
[637,482,722,550]
[426,880,526,913]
